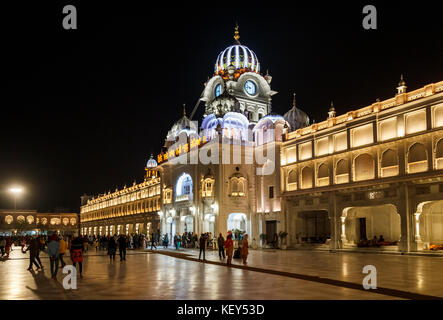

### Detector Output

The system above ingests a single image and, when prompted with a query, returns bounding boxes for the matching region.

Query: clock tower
[200,26,277,123]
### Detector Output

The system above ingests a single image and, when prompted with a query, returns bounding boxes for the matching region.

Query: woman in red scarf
[224,233,234,267]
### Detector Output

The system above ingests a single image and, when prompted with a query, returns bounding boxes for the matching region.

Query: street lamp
[9,187,23,210]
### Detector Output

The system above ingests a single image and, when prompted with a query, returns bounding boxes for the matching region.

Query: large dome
[214,44,260,75]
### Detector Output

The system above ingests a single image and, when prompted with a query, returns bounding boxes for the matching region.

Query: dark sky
[1,3,442,212]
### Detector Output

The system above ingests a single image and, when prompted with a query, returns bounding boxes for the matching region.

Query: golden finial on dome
[234,23,240,44]
[292,93,296,107]
[183,103,187,117]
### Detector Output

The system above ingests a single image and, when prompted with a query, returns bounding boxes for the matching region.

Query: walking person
[26,237,42,271]
[70,236,84,278]
[117,234,127,261]
[59,236,67,268]
[0,237,5,256]
[5,237,12,258]
[150,232,157,250]
[174,233,181,250]
[241,234,249,265]
[163,233,169,248]
[107,235,117,262]
[198,233,206,261]
[217,233,225,259]
[225,234,234,267]
[47,234,60,279]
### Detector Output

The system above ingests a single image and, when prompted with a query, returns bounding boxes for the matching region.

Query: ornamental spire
[292,93,296,108]
[183,104,186,117]
[234,23,241,44]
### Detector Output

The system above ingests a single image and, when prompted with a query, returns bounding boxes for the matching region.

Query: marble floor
[0,245,441,300]
[157,246,443,298]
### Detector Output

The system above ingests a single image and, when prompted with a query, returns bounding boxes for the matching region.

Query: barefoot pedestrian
[241,234,249,265]
[225,234,234,266]
[217,233,225,259]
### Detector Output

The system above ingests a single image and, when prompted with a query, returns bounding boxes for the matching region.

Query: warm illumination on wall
[351,124,374,148]
[299,142,312,160]
[379,117,397,141]
[405,110,426,135]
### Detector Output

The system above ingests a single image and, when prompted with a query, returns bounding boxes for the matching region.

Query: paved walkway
[0,246,398,300]
[147,246,443,299]
[2,245,442,299]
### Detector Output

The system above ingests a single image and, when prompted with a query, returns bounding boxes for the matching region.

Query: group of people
[170,232,215,250]
[198,232,249,266]
[105,234,130,262]
[23,234,84,279]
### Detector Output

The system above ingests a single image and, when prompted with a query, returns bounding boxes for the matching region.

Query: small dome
[166,105,195,140]
[146,155,158,168]
[284,94,309,132]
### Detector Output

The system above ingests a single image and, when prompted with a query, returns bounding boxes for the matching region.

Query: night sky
[1,3,442,212]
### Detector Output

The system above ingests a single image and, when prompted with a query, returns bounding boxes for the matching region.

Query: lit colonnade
[80,160,162,238]
[281,79,443,252]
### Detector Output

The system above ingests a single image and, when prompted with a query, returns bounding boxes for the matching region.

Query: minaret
[397,74,407,94]
[328,101,336,118]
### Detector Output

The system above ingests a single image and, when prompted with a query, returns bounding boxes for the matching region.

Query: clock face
[244,80,257,95]
[215,84,222,97]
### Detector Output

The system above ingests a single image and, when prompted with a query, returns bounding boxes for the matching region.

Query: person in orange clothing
[59,236,67,268]
[241,234,249,265]
[224,233,234,267]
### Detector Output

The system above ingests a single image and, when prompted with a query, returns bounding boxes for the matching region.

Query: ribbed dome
[284,95,310,132]
[146,155,157,168]
[214,44,260,75]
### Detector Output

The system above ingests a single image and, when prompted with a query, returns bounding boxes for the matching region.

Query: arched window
[435,139,443,169]
[301,166,313,189]
[354,153,374,181]
[335,159,349,184]
[230,175,246,197]
[380,149,399,177]
[202,178,215,197]
[407,143,428,173]
[176,173,193,201]
[317,163,330,186]
[287,170,297,191]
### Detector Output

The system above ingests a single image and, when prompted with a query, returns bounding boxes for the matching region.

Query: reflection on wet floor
[2,245,442,300]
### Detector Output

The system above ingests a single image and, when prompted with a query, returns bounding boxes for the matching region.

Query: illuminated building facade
[79,162,161,237]
[79,27,442,252]
[79,28,297,246]
[280,79,443,252]
[0,209,78,236]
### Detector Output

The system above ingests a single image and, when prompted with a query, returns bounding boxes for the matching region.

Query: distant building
[0,209,78,236]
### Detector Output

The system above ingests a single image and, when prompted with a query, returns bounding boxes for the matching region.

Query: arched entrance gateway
[295,210,331,245]
[227,213,247,239]
[415,200,443,250]
[341,204,401,250]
